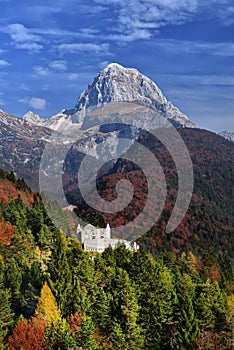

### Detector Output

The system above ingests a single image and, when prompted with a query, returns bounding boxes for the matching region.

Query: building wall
[77,223,139,252]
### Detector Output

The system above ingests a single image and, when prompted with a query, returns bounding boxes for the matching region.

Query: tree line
[0,188,233,349]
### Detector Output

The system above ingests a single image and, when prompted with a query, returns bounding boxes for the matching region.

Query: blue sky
[0,0,234,132]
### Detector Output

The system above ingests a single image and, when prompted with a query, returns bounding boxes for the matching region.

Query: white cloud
[49,60,67,71]
[7,23,40,43]
[159,72,234,87]
[33,61,68,78]
[33,66,50,76]
[55,42,111,55]
[0,59,10,67]
[152,38,234,57]
[217,5,234,25]
[5,23,43,52]
[200,74,234,86]
[14,42,43,52]
[197,0,234,26]
[93,0,198,42]
[19,97,47,110]
[31,27,98,39]
[29,97,47,110]
[108,29,152,42]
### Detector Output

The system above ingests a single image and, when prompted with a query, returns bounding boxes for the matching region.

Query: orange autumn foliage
[206,264,221,282]
[67,312,83,341]
[0,219,15,245]
[0,178,33,206]
[8,317,46,350]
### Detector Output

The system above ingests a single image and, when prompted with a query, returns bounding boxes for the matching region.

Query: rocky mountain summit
[69,63,196,128]
[0,63,198,189]
[22,63,196,131]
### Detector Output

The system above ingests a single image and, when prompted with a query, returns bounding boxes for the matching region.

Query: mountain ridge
[2,63,195,131]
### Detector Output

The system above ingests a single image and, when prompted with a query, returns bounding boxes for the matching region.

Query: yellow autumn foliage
[35,281,61,321]
[227,293,234,322]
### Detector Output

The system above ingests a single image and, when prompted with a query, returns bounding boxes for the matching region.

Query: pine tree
[20,263,42,318]
[175,296,200,350]
[43,317,76,350]
[35,281,61,321]
[102,246,116,267]
[0,255,14,347]
[92,287,111,336]
[195,279,224,331]
[111,268,144,349]
[171,273,199,350]
[38,224,53,261]
[4,258,22,317]
[47,230,72,315]
[128,251,177,349]
[66,239,96,315]
[109,322,127,350]
[76,315,97,350]
[0,289,14,344]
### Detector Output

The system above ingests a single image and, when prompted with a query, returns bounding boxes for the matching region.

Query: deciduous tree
[8,317,46,350]
[35,281,61,321]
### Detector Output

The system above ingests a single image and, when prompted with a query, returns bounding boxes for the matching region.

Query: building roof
[84,223,97,230]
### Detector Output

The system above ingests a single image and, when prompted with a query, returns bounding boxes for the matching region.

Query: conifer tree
[47,230,72,315]
[102,246,116,267]
[0,289,13,346]
[128,251,177,348]
[43,317,76,350]
[0,256,14,347]
[109,322,127,350]
[175,296,200,349]
[37,224,53,261]
[66,239,96,315]
[111,268,144,349]
[170,273,199,349]
[76,315,97,350]
[195,279,225,331]
[92,287,111,336]
[4,258,22,317]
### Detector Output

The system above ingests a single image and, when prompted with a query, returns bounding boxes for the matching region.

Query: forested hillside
[71,129,234,259]
[0,169,233,349]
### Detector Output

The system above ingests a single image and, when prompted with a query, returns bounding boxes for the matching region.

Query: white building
[77,223,139,253]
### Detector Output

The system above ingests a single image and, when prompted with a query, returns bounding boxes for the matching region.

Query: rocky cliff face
[71,63,196,128]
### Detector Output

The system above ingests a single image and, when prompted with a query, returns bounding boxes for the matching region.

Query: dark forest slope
[69,128,234,259]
